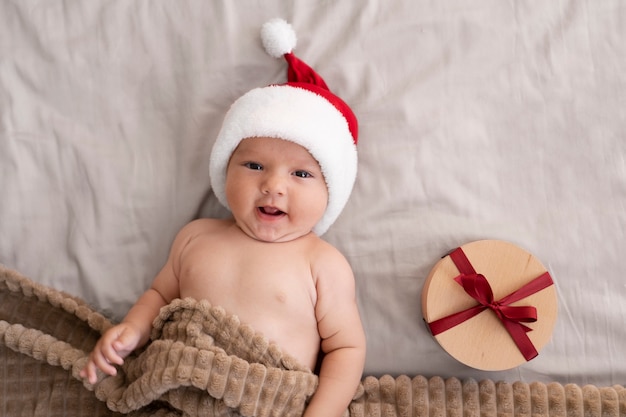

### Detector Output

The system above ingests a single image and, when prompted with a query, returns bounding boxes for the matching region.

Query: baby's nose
[262,173,287,195]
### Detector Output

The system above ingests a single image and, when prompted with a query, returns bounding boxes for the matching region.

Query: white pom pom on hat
[261,18,297,58]
[209,18,358,236]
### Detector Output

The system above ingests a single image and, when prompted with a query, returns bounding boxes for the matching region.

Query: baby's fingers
[80,360,102,385]
[111,328,140,357]
[89,348,121,379]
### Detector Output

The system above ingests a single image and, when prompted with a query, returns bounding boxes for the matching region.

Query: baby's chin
[253,230,316,243]
[237,223,316,243]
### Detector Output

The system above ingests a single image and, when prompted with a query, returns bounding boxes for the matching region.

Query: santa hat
[209,18,358,236]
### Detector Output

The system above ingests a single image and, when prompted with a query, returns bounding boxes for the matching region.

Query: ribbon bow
[427,247,554,361]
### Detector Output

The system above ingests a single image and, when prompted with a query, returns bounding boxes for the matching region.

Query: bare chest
[172,229,325,369]
[177,239,318,326]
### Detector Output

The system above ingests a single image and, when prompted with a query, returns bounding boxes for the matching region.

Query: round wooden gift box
[421,240,558,371]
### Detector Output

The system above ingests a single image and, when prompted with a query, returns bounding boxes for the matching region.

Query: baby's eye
[293,170,312,178]
[244,162,263,170]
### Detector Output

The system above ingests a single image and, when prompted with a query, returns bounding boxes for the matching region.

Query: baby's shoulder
[304,235,351,271]
[182,217,230,232]
[173,218,234,246]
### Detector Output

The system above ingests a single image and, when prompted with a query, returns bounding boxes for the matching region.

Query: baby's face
[225,137,328,242]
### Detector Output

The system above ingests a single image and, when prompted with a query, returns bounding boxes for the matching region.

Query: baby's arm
[304,248,366,417]
[80,222,196,384]
[79,288,168,383]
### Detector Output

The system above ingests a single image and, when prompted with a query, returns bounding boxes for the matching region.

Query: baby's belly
[181,285,320,370]
[241,311,321,370]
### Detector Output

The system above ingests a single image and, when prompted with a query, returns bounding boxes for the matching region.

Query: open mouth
[258,206,285,217]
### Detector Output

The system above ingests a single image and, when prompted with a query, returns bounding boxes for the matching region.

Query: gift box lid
[422,240,558,371]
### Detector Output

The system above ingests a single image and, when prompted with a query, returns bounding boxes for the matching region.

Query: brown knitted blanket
[1,265,624,417]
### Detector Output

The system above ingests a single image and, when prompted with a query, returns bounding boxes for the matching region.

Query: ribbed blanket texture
[1,265,624,416]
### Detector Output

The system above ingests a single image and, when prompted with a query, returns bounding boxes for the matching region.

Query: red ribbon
[427,247,554,361]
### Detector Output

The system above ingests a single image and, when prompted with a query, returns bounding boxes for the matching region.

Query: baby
[81,19,365,417]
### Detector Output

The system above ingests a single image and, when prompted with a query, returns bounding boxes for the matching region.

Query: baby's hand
[79,323,142,384]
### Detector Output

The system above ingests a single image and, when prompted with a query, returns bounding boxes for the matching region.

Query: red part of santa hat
[209,18,358,236]
[283,52,358,144]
